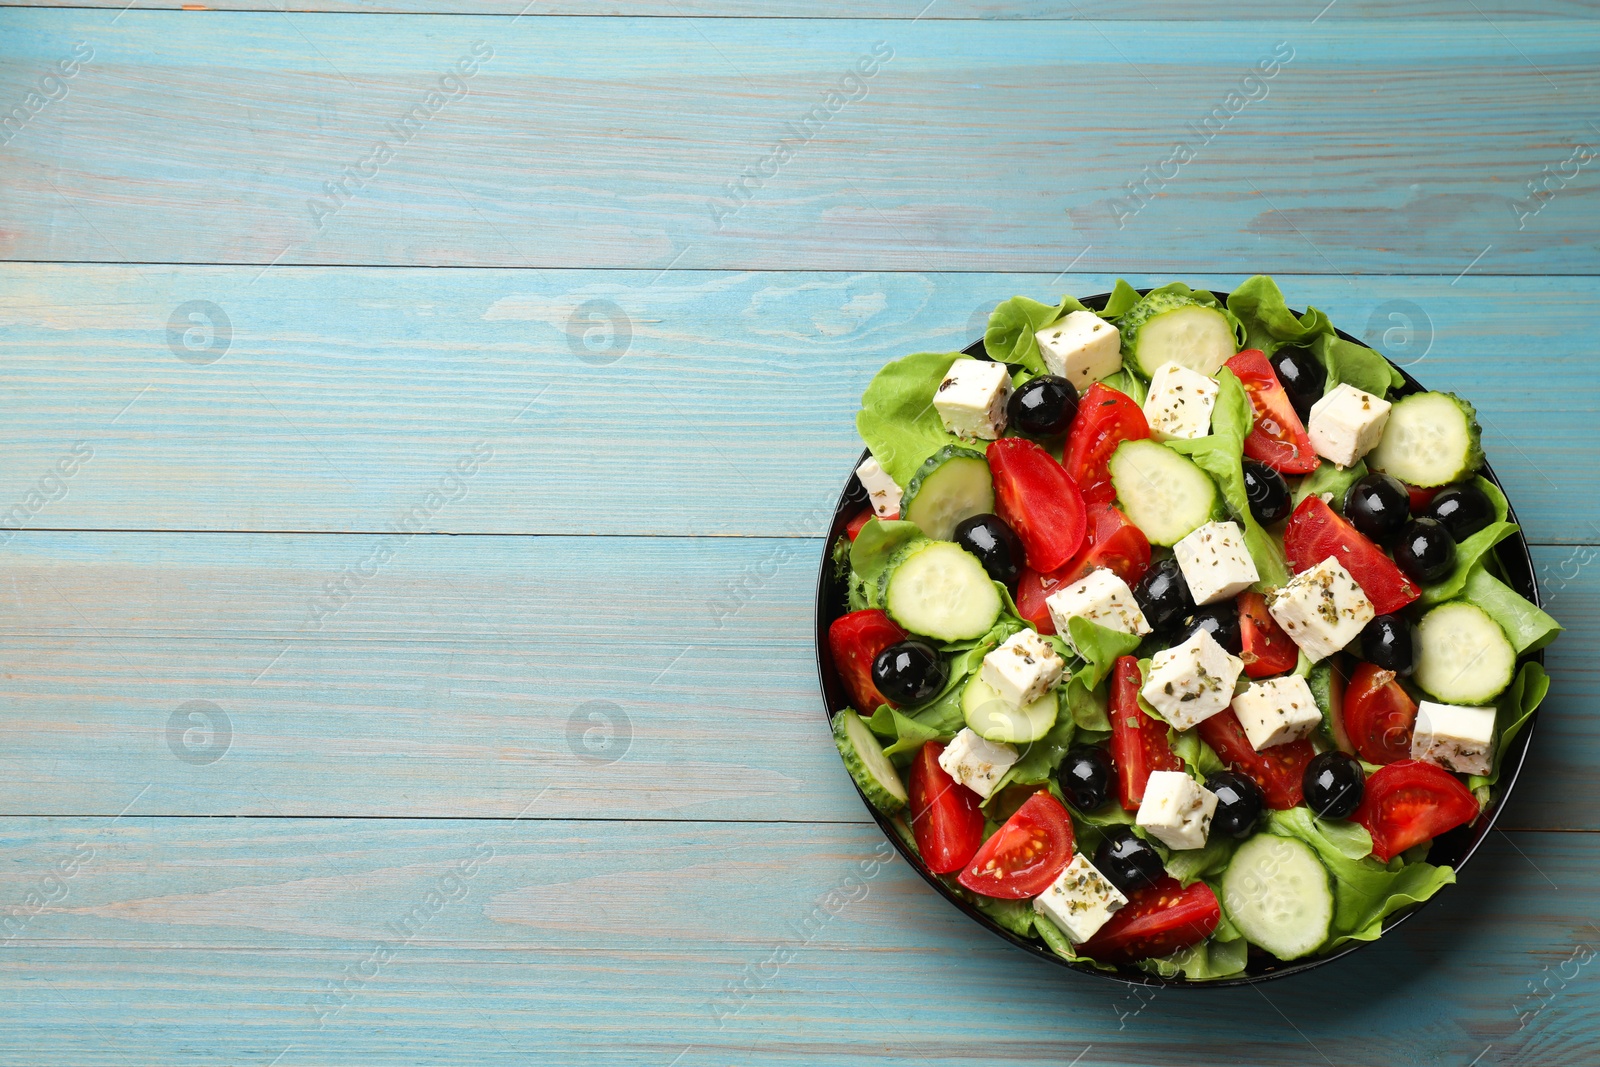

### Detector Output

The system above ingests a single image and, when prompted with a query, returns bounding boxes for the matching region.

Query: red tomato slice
[845,508,877,542]
[1343,661,1419,765]
[1283,495,1421,615]
[1406,484,1439,513]
[1226,349,1320,475]
[827,609,907,712]
[1017,506,1154,634]
[908,741,986,874]
[956,791,1075,899]
[1237,590,1299,679]
[987,438,1087,573]
[1110,656,1183,810]
[1077,877,1222,964]
[1196,709,1316,810]
[1352,760,1480,863]
[1063,383,1150,508]
[1015,566,1062,634]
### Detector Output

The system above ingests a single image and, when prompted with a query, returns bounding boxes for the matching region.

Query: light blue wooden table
[1,3,1597,1064]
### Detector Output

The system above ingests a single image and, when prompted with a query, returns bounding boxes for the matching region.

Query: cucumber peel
[833,709,909,814]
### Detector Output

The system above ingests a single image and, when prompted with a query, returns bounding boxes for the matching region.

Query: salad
[826,276,1562,979]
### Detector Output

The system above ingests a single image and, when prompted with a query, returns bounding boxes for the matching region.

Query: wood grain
[9,1,1596,15]
[1,13,1596,272]
[1,266,1596,538]
[0,817,1592,1066]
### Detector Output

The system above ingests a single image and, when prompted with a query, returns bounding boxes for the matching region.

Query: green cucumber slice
[1220,833,1333,961]
[881,541,1002,642]
[1367,391,1484,488]
[1413,601,1516,704]
[901,445,995,541]
[832,710,908,814]
[960,674,1059,744]
[1120,293,1238,378]
[1109,439,1220,546]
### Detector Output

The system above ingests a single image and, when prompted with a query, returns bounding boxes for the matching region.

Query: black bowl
[813,288,1545,987]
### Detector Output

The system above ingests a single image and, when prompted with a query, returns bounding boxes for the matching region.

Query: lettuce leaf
[1140,926,1248,981]
[1163,834,1238,887]
[1225,274,1403,399]
[984,296,1072,374]
[1462,565,1562,654]
[856,351,987,485]
[867,704,944,763]
[1031,911,1123,972]
[1468,661,1550,792]
[994,710,1076,792]
[1065,677,1111,732]
[1420,477,1518,605]
[1292,458,1366,511]
[1068,617,1144,690]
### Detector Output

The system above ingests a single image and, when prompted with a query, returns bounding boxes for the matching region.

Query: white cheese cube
[1033,852,1128,943]
[1034,310,1123,393]
[1411,700,1496,776]
[1308,383,1392,468]
[1136,770,1219,851]
[854,455,902,520]
[981,629,1065,708]
[1266,557,1376,663]
[1044,569,1152,654]
[1142,363,1220,442]
[1173,520,1260,606]
[937,728,1018,800]
[1140,629,1245,731]
[933,358,1012,441]
[1231,675,1322,751]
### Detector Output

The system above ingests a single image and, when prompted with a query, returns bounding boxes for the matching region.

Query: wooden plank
[0,266,1595,539]
[0,531,1587,828]
[0,817,1592,1065]
[2,13,1596,272]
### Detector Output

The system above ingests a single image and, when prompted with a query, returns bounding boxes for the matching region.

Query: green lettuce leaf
[1224,274,1402,398]
[984,296,1074,374]
[1291,458,1366,511]
[1467,661,1550,792]
[967,891,1035,936]
[1140,926,1248,981]
[1100,367,1148,406]
[1317,333,1404,400]
[1065,677,1111,732]
[1462,565,1563,654]
[1031,911,1123,972]
[867,704,945,763]
[856,351,989,485]
[1163,833,1239,887]
[1420,478,1518,605]
[1068,617,1144,690]
[994,709,1076,792]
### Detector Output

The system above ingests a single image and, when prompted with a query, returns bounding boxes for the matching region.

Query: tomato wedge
[987,438,1087,573]
[1016,506,1152,633]
[1406,484,1439,513]
[1283,495,1421,615]
[1196,709,1316,810]
[827,609,908,712]
[1110,656,1183,810]
[956,791,1075,899]
[1343,661,1419,765]
[1063,383,1150,508]
[845,507,878,542]
[1077,877,1221,964]
[1237,590,1299,679]
[908,741,986,874]
[1227,349,1320,475]
[1352,760,1480,863]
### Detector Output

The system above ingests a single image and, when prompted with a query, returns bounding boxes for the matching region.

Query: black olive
[1058,746,1114,812]
[1133,557,1196,631]
[1094,826,1166,895]
[1361,614,1415,676]
[1271,347,1326,422]
[1303,751,1365,819]
[870,640,947,705]
[1242,459,1293,526]
[1008,374,1079,438]
[1344,473,1411,545]
[953,514,1024,586]
[1204,771,1264,839]
[1393,518,1456,584]
[1177,602,1242,656]
[1425,482,1495,541]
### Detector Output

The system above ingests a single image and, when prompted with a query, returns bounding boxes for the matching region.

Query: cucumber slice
[1220,833,1333,961]
[832,709,908,814]
[901,446,995,541]
[1367,391,1484,488]
[882,540,1002,642]
[1414,601,1516,704]
[1109,439,1220,546]
[960,674,1059,744]
[1120,293,1238,378]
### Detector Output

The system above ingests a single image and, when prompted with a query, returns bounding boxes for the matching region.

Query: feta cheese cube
[1308,383,1392,468]
[1266,557,1376,663]
[1411,700,1496,776]
[981,629,1065,708]
[854,455,902,519]
[1034,310,1122,393]
[934,358,1012,441]
[1142,363,1220,442]
[1140,629,1245,731]
[937,728,1018,800]
[1173,520,1260,606]
[1136,770,1219,851]
[1231,675,1322,751]
[1033,853,1128,943]
[1044,569,1152,654]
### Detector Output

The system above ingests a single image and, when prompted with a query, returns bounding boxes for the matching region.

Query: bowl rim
[813,287,1545,988]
